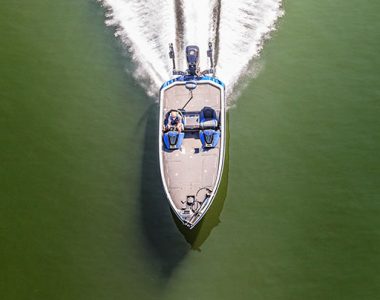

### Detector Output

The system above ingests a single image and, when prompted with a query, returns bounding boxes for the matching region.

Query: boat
[159,42,226,229]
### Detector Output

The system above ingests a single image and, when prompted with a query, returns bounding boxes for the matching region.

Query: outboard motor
[186,45,200,76]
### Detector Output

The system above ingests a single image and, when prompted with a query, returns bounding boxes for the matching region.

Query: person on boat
[164,111,184,132]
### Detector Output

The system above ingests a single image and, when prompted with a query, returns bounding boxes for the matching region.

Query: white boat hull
[159,77,226,228]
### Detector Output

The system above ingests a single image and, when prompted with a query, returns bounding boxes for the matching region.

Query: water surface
[1,1,379,299]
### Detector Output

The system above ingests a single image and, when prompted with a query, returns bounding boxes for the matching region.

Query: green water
[1,0,379,299]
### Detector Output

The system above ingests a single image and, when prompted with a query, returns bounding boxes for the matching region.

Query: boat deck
[161,82,222,211]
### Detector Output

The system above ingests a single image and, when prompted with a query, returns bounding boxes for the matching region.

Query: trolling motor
[169,42,215,76]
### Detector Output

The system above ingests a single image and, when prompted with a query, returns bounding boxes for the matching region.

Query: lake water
[1,1,379,299]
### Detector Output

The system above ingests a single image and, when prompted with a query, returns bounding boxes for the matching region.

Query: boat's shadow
[138,104,229,277]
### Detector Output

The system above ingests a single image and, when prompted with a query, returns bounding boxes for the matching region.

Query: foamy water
[99,0,284,100]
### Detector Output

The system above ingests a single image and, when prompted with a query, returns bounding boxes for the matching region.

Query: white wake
[99,0,284,100]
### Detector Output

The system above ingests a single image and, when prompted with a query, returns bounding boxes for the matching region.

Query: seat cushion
[199,107,218,129]
[199,130,220,148]
[163,132,184,150]
[200,119,218,129]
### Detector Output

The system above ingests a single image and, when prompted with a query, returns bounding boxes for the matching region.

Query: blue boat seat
[163,131,184,150]
[199,107,218,129]
[200,129,220,148]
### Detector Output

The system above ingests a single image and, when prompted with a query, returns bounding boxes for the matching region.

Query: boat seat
[163,131,184,150]
[199,107,218,129]
[200,129,220,148]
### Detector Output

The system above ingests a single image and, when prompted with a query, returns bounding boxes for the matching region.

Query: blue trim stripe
[160,75,225,90]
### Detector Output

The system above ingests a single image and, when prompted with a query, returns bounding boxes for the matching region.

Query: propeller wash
[99,0,284,100]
